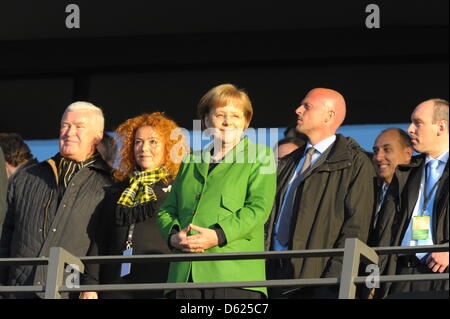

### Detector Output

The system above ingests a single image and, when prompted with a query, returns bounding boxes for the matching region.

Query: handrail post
[339,238,379,299]
[45,247,85,299]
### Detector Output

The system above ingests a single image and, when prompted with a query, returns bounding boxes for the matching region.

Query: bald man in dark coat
[266,88,376,298]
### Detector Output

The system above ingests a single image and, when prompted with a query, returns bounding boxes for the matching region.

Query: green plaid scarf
[117,167,169,207]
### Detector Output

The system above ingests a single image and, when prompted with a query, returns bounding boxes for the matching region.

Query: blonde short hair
[197,84,253,129]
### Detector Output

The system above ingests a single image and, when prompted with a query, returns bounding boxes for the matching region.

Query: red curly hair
[113,112,187,182]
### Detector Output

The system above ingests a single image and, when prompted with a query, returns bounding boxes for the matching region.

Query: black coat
[266,135,376,283]
[0,156,38,244]
[358,164,411,299]
[368,164,412,261]
[0,155,112,298]
[374,155,449,298]
[83,180,172,299]
[0,149,6,233]
[0,148,8,232]
[17,158,38,172]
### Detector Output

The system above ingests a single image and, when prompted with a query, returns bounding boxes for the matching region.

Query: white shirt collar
[426,150,449,165]
[305,135,336,155]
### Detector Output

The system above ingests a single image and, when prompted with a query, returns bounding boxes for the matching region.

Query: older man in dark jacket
[266,88,376,298]
[0,102,112,299]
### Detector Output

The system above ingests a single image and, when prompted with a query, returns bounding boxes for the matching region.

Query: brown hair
[113,112,187,182]
[431,98,449,127]
[0,133,33,166]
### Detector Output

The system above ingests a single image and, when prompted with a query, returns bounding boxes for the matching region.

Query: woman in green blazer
[158,84,276,299]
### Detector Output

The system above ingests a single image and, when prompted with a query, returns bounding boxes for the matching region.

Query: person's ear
[324,109,335,124]
[95,131,104,146]
[329,110,335,120]
[4,161,14,178]
[244,118,250,130]
[436,120,448,136]
[203,115,211,130]
[406,146,413,159]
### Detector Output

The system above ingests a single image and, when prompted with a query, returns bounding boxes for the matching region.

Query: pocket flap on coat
[221,195,241,213]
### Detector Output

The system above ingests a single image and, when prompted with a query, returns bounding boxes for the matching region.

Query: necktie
[376,187,384,213]
[276,147,316,246]
[414,159,440,259]
[374,183,388,228]
[425,160,440,203]
[300,147,316,174]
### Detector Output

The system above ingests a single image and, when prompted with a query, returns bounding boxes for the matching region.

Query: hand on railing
[79,291,98,299]
[426,252,449,273]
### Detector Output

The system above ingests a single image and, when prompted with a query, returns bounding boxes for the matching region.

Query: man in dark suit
[378,98,448,298]
[266,88,376,298]
[369,128,413,238]
[361,128,413,299]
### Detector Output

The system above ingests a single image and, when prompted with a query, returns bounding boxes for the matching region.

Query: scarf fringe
[115,200,158,226]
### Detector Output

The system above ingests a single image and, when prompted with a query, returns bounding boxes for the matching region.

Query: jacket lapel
[406,157,424,218]
[272,147,304,222]
[46,158,59,186]
[207,137,248,178]
[396,157,424,243]
[193,147,211,182]
[433,161,449,238]
[299,134,350,183]
[299,146,332,183]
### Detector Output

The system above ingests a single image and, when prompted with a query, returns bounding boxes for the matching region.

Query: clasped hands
[80,224,218,299]
[170,224,219,253]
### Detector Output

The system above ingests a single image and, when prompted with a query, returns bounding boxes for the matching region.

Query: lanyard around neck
[125,224,136,249]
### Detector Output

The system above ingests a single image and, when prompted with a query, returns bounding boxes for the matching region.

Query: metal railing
[0,238,448,299]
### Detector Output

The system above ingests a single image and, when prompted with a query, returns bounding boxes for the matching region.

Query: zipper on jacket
[43,189,54,240]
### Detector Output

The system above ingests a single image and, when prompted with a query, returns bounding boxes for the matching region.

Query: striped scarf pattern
[58,153,99,188]
[117,167,169,208]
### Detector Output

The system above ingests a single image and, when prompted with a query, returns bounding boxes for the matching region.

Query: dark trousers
[166,272,263,299]
[266,259,338,299]
[387,255,449,299]
[167,288,263,299]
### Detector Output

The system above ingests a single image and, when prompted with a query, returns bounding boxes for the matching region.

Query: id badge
[412,216,430,240]
[120,247,133,277]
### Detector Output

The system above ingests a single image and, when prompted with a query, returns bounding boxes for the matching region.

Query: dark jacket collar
[299,134,361,171]
[396,154,448,243]
[276,134,363,187]
[49,152,111,174]
[18,157,39,171]
[325,134,355,163]
[45,153,111,184]
[193,137,250,179]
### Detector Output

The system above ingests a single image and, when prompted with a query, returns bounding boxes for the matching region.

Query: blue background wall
[27,123,409,162]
